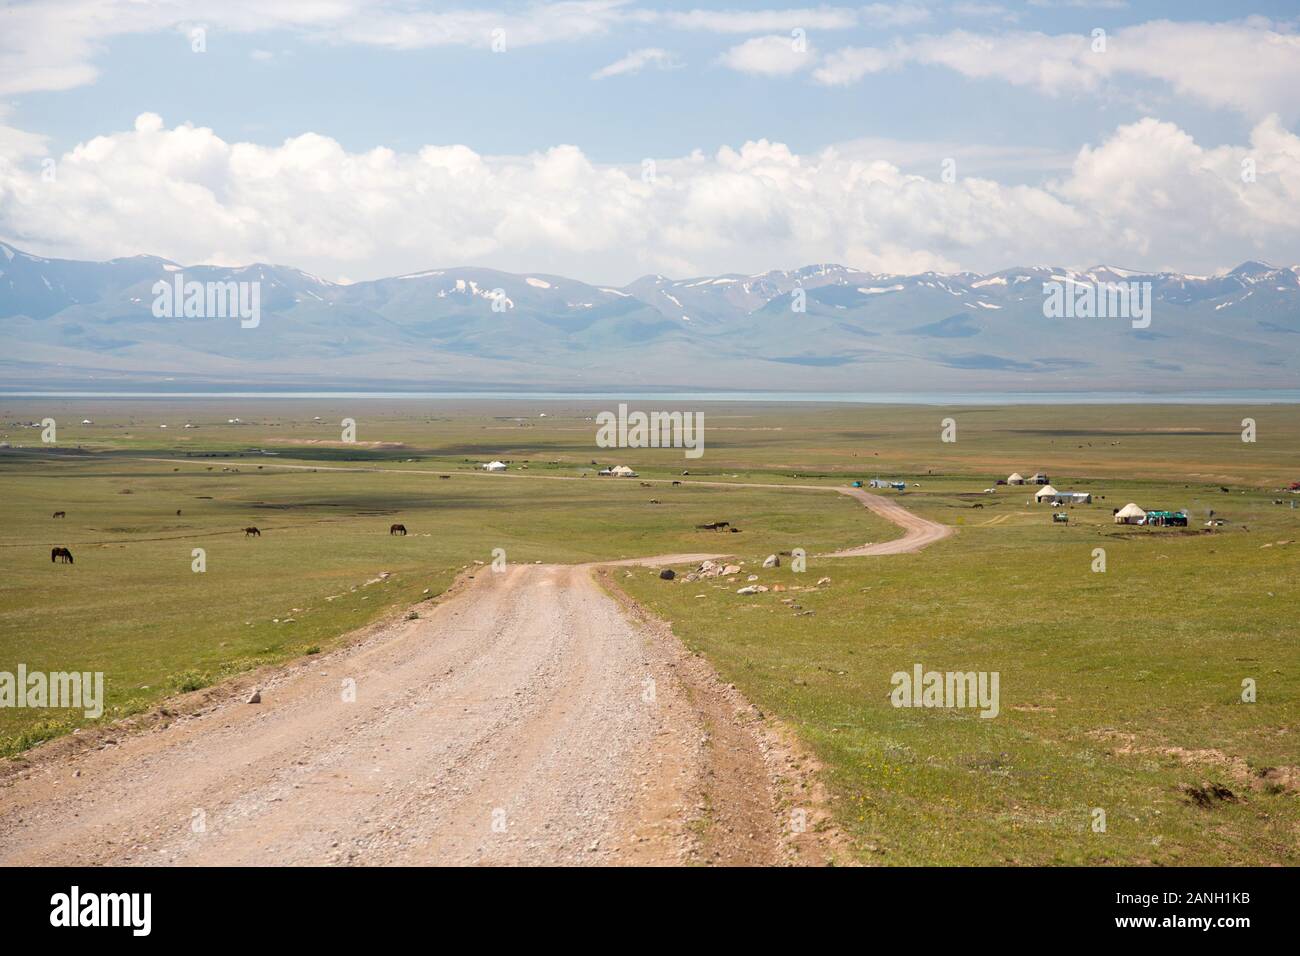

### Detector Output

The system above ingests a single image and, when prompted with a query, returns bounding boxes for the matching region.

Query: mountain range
[2,241,1298,392]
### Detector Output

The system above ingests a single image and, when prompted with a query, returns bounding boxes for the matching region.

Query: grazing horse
[390,523,407,535]
[972,503,984,509]
[52,511,66,518]
[51,547,74,564]
[244,526,261,537]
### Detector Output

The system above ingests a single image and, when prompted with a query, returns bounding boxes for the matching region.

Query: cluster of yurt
[1007,472,1049,486]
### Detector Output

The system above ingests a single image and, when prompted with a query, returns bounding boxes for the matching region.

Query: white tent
[1033,484,1059,502]
[482,460,507,472]
[1114,502,1146,524]
[1007,472,1024,485]
[610,465,638,477]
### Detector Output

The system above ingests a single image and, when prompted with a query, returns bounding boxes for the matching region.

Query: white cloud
[591,47,682,79]
[1109,19,1300,120]
[718,34,815,76]
[0,2,887,97]
[814,20,1300,119]
[0,105,48,159]
[812,43,906,85]
[0,0,629,96]
[950,2,1017,18]
[650,7,859,32]
[4,112,1299,282]
[861,3,932,28]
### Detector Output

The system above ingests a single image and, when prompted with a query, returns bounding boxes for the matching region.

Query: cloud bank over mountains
[3,112,1299,285]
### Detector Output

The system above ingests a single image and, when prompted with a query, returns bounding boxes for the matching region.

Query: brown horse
[244,527,261,537]
[390,523,407,535]
[51,547,74,564]
[52,511,66,518]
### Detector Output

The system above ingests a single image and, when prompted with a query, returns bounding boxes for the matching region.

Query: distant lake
[3,389,1299,404]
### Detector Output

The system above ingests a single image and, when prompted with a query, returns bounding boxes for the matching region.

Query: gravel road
[0,480,948,866]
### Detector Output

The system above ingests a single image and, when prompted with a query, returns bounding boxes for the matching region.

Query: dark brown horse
[390,523,407,535]
[52,511,66,518]
[51,547,74,564]
[244,527,261,537]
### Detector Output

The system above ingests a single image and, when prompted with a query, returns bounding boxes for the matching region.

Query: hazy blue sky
[3,2,1300,282]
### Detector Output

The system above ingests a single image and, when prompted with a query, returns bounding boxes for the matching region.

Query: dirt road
[0,562,820,866]
[0,477,948,866]
[826,488,954,556]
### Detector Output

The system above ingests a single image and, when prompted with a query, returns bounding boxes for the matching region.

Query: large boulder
[659,568,676,580]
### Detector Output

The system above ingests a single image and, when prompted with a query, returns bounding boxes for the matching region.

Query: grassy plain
[1,398,1296,864]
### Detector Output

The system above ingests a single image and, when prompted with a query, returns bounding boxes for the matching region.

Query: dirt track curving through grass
[0,463,949,866]
[824,488,954,556]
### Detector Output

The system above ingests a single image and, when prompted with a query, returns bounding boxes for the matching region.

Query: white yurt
[1033,484,1059,502]
[1114,502,1147,524]
[1007,472,1025,485]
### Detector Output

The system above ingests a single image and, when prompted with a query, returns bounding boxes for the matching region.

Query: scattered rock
[817,576,832,586]
[247,689,262,704]
[762,554,780,568]
[658,568,676,580]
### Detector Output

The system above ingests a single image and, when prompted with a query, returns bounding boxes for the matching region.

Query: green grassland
[1,398,1296,864]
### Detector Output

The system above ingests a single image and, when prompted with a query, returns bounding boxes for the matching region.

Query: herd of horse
[47,512,413,566]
